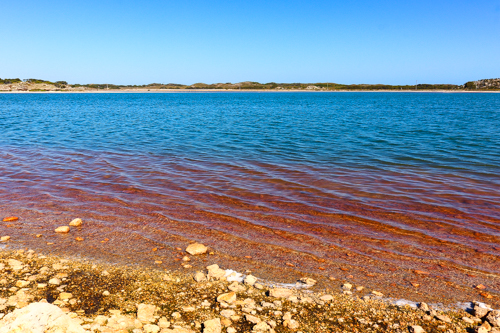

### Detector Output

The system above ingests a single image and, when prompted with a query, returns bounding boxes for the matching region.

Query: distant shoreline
[1,89,499,93]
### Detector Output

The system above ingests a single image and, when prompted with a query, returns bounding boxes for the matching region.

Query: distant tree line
[1,78,499,90]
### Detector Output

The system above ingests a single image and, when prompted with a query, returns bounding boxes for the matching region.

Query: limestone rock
[186,243,208,255]
[217,292,236,303]
[8,259,23,270]
[228,281,246,292]
[299,277,316,286]
[144,323,160,333]
[487,310,500,327]
[48,278,61,285]
[137,303,156,323]
[473,303,490,318]
[320,295,333,301]
[435,315,451,323]
[0,302,85,333]
[69,218,82,227]
[409,325,425,333]
[253,321,271,331]
[59,292,73,300]
[245,314,261,324]
[203,318,221,333]
[158,317,170,328]
[220,310,236,318]
[283,319,299,329]
[418,302,429,312]
[194,271,206,282]
[55,226,70,233]
[15,280,30,288]
[0,236,10,242]
[206,264,226,279]
[269,288,293,298]
[162,328,195,333]
[342,283,352,290]
[244,275,258,286]
[476,327,489,333]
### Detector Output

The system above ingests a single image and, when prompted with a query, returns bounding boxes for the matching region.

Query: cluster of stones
[469,302,500,333]
[0,247,496,333]
[1,217,84,242]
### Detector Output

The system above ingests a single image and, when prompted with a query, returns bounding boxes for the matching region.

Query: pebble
[0,236,10,242]
[186,243,208,255]
[245,314,261,324]
[2,216,18,222]
[342,283,352,290]
[55,226,70,233]
[59,292,72,300]
[48,278,61,285]
[69,218,82,227]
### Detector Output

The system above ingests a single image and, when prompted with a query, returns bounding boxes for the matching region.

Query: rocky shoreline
[0,247,498,333]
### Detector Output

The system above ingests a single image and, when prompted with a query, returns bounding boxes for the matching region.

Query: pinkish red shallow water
[1,146,499,306]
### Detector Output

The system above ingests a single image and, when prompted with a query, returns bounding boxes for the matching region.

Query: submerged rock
[186,243,208,255]
[69,218,82,227]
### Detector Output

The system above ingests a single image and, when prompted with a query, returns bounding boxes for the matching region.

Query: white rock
[320,295,333,301]
[0,302,85,333]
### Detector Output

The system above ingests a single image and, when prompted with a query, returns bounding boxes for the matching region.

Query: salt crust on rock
[0,302,85,333]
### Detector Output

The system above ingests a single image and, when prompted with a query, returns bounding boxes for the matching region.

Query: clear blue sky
[1,0,499,85]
